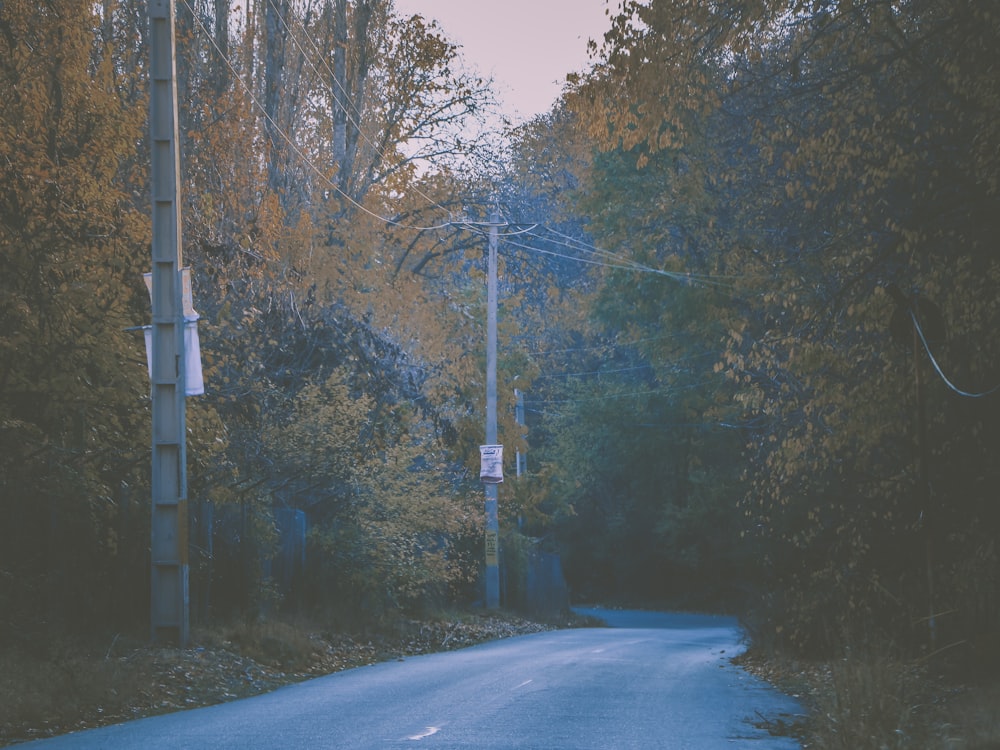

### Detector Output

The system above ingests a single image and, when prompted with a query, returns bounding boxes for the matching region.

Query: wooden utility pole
[484,212,501,609]
[148,0,189,646]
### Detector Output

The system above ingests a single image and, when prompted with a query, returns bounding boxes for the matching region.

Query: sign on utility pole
[483,212,501,609]
[148,0,189,646]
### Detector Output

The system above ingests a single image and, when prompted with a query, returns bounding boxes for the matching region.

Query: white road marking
[407,726,441,740]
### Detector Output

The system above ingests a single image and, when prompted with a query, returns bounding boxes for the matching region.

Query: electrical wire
[179,1,751,289]
[451,221,540,236]
[454,218,710,280]
[533,228,671,275]
[526,226,741,288]
[522,232,677,278]
[534,378,723,405]
[535,364,654,379]
[493,229,742,290]
[453,220,688,278]
[528,333,696,357]
[911,310,1000,398]
[637,422,743,430]
[534,350,719,380]
[503,237,672,276]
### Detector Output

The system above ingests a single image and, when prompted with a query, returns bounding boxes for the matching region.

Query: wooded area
[2,0,998,677]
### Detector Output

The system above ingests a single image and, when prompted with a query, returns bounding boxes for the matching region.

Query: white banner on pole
[142,269,204,396]
[143,321,203,396]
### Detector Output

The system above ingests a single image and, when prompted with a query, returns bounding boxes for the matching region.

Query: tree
[1,0,151,630]
[569,0,1000,649]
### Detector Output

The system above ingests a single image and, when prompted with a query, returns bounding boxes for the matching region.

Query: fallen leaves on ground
[1,612,558,747]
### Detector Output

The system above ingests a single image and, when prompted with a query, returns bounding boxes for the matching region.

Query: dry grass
[737,645,1000,750]
[810,653,923,749]
[0,633,152,743]
[214,618,321,667]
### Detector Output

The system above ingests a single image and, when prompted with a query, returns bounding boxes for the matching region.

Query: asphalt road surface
[19,609,803,749]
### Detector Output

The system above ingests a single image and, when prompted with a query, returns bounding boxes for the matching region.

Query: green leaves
[558,0,1000,647]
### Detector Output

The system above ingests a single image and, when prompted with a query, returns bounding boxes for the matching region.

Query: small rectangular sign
[485,530,499,566]
[479,444,504,483]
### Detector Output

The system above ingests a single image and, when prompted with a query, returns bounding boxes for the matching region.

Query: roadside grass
[737,639,1000,749]
[810,652,926,749]
[0,631,152,743]
[214,617,321,668]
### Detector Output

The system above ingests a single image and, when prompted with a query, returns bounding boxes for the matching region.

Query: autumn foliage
[559,0,1000,654]
[1,0,501,635]
[2,0,999,675]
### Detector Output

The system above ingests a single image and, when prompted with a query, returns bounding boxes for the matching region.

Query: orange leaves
[1,0,158,631]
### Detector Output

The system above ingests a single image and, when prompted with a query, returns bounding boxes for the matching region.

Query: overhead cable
[527,226,739,288]
[911,310,1000,398]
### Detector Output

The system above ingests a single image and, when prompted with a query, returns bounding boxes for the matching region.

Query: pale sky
[392,0,613,122]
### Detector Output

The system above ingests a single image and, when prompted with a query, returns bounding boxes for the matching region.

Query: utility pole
[148,0,189,646]
[515,388,526,478]
[484,212,501,609]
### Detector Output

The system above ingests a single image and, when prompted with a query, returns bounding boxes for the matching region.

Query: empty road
[19,609,803,749]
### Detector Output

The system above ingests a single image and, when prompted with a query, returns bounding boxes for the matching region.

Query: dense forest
[2,0,999,671]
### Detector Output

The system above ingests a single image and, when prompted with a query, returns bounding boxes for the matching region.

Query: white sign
[142,268,204,396]
[143,321,204,396]
[479,444,504,484]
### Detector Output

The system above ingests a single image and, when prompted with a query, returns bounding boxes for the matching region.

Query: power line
[637,422,743,430]
[497,229,744,290]
[181,0,767,299]
[535,364,654,379]
[911,310,1000,399]
[503,237,662,275]
[455,216,733,283]
[533,377,723,405]
[180,2,751,289]
[528,226,652,271]
[533,350,719,380]
[525,226,742,288]
[451,220,540,236]
[527,332,697,357]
